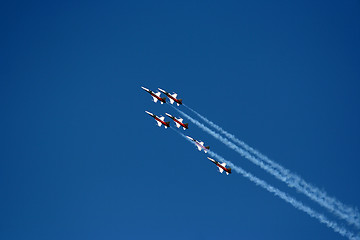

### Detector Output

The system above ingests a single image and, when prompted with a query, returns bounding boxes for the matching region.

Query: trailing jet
[141,86,166,104]
[145,111,170,128]
[165,113,188,130]
[158,88,182,106]
[186,136,209,153]
[207,157,232,175]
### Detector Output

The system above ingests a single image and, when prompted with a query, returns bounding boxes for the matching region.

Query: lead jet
[141,86,166,104]
[145,111,170,128]
[207,157,232,175]
[165,113,188,130]
[186,136,210,153]
[158,88,182,106]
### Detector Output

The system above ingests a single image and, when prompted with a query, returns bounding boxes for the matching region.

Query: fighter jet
[207,157,232,175]
[186,136,210,153]
[141,86,166,104]
[165,113,188,130]
[158,88,182,106]
[145,111,170,128]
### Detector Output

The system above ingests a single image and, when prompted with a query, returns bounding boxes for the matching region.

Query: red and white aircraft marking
[141,86,166,104]
[207,157,232,175]
[165,113,188,130]
[186,136,210,153]
[145,111,170,128]
[158,88,182,106]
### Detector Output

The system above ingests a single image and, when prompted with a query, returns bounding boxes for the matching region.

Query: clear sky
[1,0,360,239]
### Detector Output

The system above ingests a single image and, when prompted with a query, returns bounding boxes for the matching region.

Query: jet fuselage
[153,116,170,128]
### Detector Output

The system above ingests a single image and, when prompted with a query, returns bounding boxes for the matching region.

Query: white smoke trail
[175,105,360,228]
[174,129,359,240]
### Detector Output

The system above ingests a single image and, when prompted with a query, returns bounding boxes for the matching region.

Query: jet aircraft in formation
[142,86,230,176]
[145,111,170,128]
[141,86,166,104]
[165,113,188,130]
[186,136,210,153]
[158,88,182,106]
[207,157,232,175]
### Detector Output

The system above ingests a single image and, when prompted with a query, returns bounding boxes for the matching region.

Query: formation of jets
[142,86,231,175]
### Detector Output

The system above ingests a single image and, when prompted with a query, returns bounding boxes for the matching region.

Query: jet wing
[152,96,158,103]
[175,122,181,128]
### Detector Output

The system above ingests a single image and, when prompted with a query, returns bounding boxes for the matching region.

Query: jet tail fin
[205,146,210,150]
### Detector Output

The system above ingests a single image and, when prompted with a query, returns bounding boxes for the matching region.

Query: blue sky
[1,0,360,239]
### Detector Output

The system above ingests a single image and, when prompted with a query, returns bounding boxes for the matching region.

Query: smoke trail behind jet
[174,130,359,240]
[174,105,359,228]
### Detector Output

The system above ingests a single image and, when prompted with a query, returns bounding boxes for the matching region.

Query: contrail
[174,129,359,240]
[174,105,360,228]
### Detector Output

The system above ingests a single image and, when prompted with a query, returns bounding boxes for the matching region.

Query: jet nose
[141,86,149,91]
